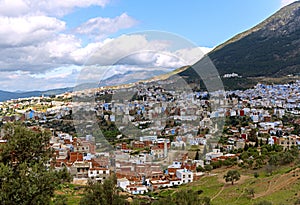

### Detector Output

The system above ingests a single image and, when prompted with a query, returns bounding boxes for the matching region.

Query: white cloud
[0,13,138,73]
[0,70,73,91]
[86,34,171,66]
[175,47,213,65]
[0,33,82,72]
[0,16,65,47]
[0,32,212,90]
[0,0,109,17]
[45,34,81,59]
[281,0,298,7]
[0,0,212,91]
[0,0,29,17]
[75,13,138,39]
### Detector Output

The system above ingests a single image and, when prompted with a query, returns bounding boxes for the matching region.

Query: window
[103,171,106,174]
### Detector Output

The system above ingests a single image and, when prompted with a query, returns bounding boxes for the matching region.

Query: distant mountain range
[0,87,73,102]
[98,69,172,87]
[179,1,300,89]
[0,70,171,102]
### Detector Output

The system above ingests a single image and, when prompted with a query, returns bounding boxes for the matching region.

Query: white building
[127,185,148,195]
[117,178,130,190]
[139,135,157,142]
[88,168,110,182]
[176,169,193,184]
[205,149,223,162]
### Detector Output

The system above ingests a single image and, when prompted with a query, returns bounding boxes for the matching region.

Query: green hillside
[178,1,300,90]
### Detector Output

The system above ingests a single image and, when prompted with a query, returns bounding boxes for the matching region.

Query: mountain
[98,69,174,87]
[179,1,300,89]
[0,87,73,102]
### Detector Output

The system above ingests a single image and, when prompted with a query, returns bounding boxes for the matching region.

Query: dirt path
[211,184,225,201]
[234,188,247,203]
[210,174,249,201]
[254,168,300,199]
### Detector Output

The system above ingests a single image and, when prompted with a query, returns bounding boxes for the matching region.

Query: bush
[254,200,273,205]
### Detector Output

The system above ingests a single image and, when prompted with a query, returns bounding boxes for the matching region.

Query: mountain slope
[0,87,73,102]
[179,1,300,87]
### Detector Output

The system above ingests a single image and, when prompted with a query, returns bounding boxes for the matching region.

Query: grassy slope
[60,165,300,205]
[156,165,300,205]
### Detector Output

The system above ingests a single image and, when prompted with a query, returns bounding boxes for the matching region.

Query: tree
[195,151,200,160]
[246,188,255,198]
[52,195,68,205]
[0,124,68,205]
[196,166,205,172]
[152,196,174,205]
[254,172,259,178]
[223,170,241,185]
[255,138,259,147]
[248,129,257,142]
[204,164,213,172]
[79,175,126,205]
[280,151,295,165]
[152,190,210,205]
[203,145,208,156]
[268,154,279,166]
[254,200,273,205]
[244,143,249,151]
[259,138,263,147]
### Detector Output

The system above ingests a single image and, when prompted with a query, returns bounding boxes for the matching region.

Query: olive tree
[223,170,241,185]
[0,124,68,205]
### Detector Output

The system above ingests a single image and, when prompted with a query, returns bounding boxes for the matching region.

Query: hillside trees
[223,170,241,185]
[0,123,69,205]
[152,189,211,205]
[79,175,126,205]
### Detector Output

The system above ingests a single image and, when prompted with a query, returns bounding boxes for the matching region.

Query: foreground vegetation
[0,124,71,205]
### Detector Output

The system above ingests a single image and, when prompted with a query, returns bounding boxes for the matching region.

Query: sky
[0,0,296,91]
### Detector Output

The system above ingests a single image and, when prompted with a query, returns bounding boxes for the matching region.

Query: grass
[192,166,300,205]
[56,165,300,205]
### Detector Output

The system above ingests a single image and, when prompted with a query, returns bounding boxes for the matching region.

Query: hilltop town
[1,80,300,198]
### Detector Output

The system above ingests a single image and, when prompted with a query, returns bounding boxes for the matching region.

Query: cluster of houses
[1,81,300,194]
[50,132,111,184]
[0,95,72,124]
[49,131,204,194]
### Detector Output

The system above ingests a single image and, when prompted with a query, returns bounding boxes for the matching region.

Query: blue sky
[63,0,281,47]
[0,0,296,91]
